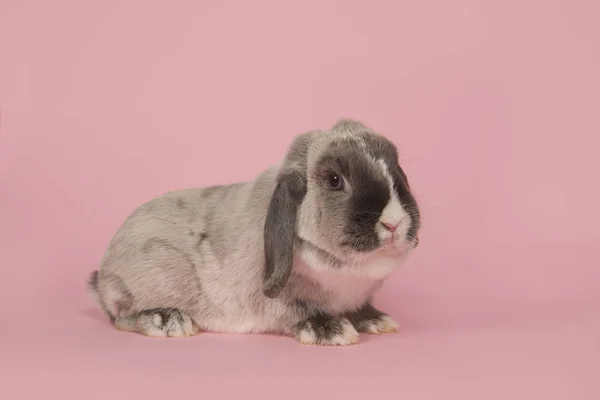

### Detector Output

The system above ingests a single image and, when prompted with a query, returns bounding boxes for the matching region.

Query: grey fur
[294,236,344,268]
[344,302,386,332]
[264,169,307,298]
[88,119,421,343]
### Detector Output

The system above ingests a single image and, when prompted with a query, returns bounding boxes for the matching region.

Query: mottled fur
[88,119,421,345]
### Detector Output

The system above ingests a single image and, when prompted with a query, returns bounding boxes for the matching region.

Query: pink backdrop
[1,0,599,399]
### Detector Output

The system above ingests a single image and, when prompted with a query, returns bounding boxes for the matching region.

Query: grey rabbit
[88,119,421,345]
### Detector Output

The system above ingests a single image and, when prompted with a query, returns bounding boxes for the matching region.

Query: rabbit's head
[263,119,420,297]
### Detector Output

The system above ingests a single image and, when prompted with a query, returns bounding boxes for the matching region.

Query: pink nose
[381,221,399,232]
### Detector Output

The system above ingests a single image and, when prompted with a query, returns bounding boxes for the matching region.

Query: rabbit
[87,119,421,345]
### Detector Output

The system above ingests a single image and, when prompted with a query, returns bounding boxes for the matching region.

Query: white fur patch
[297,318,360,346]
[376,159,411,237]
[295,250,409,313]
[199,317,281,335]
[134,312,198,338]
[141,324,168,338]
[364,315,401,334]
[297,325,317,344]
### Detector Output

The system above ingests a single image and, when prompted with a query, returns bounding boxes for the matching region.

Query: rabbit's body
[89,120,421,345]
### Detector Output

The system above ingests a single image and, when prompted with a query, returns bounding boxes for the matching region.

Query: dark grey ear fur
[262,133,314,298]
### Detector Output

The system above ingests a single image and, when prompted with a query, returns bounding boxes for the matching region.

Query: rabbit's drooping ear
[263,134,313,298]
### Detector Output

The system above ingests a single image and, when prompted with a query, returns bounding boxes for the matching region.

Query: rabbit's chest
[294,251,401,313]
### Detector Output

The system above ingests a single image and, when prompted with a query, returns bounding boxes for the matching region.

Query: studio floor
[2,285,598,400]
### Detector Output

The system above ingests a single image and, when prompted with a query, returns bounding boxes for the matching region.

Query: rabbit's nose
[380,221,399,232]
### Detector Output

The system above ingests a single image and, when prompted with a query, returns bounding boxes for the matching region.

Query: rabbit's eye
[327,174,344,191]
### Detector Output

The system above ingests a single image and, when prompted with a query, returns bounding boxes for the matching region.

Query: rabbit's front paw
[345,303,400,334]
[361,314,400,334]
[295,315,360,346]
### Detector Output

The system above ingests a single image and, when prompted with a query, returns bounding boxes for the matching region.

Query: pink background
[1,0,599,398]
